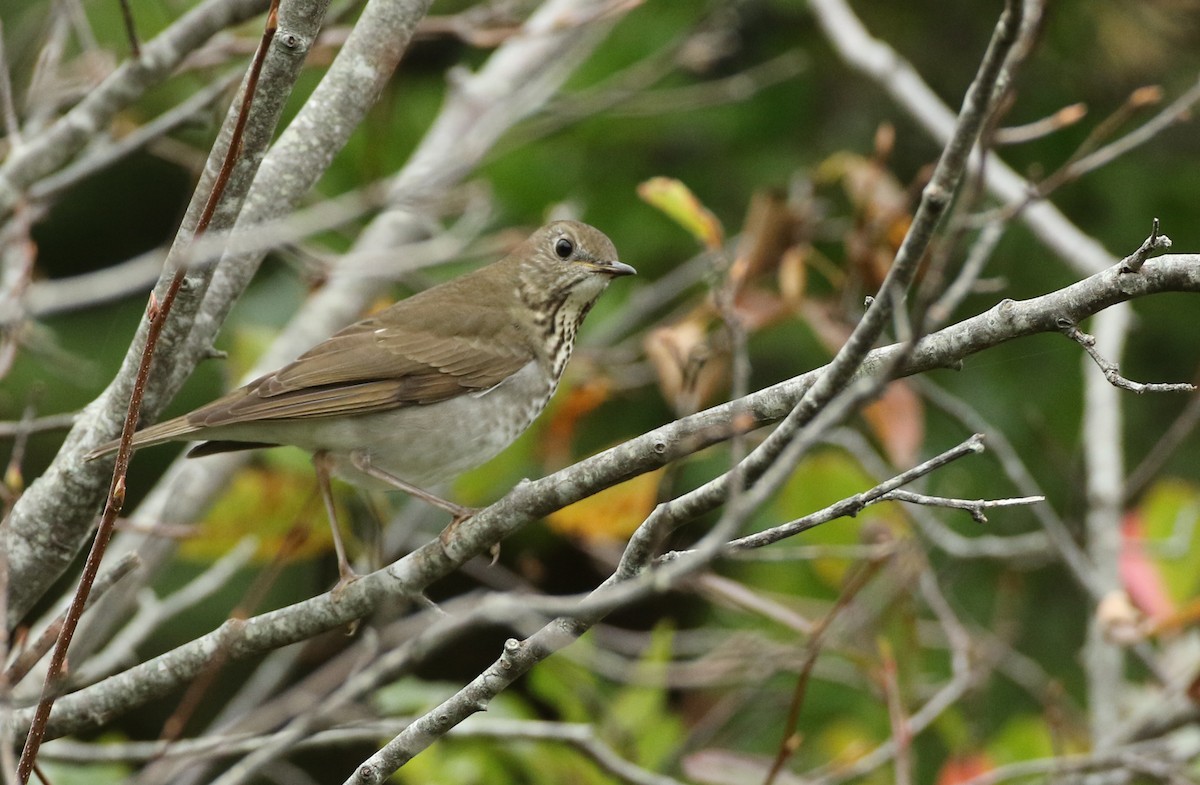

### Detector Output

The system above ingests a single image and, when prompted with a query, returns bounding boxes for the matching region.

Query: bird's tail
[84,415,200,460]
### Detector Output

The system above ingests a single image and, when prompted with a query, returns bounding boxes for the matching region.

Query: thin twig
[993,102,1086,145]
[1119,218,1172,274]
[1062,76,1200,190]
[71,538,258,688]
[13,255,1200,744]
[763,559,886,785]
[118,0,142,57]
[0,0,270,220]
[0,414,77,440]
[14,3,281,779]
[1058,317,1195,394]
[31,71,241,203]
[43,717,690,785]
[725,435,986,552]
[2,553,140,687]
[877,489,1045,525]
[1029,85,1164,200]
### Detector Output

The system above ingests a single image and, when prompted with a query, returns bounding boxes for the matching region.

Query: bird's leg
[313,451,358,594]
[349,451,479,524]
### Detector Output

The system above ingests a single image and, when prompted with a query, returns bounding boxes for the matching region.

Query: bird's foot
[331,562,360,601]
[438,505,481,550]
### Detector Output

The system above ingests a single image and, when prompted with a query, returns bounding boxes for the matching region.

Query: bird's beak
[595,259,637,277]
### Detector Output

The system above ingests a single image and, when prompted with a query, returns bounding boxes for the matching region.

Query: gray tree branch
[2,0,330,626]
[13,251,1200,742]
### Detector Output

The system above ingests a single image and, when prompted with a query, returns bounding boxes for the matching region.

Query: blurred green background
[5,0,1200,782]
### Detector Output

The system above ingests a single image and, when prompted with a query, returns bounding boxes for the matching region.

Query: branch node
[273,29,310,54]
[1119,218,1172,273]
[500,638,523,668]
[1064,321,1195,395]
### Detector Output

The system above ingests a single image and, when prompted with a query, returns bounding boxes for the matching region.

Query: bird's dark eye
[554,238,574,259]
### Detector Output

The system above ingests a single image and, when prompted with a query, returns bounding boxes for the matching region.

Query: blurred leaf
[1120,510,1176,621]
[815,151,913,290]
[778,244,809,308]
[374,678,460,717]
[546,467,663,543]
[39,759,132,785]
[814,715,886,774]
[732,286,792,332]
[861,380,925,469]
[644,308,729,416]
[986,713,1058,764]
[180,462,343,562]
[605,624,684,767]
[540,376,615,468]
[731,189,801,287]
[1129,479,1200,608]
[637,176,724,250]
[528,643,600,724]
[936,753,994,785]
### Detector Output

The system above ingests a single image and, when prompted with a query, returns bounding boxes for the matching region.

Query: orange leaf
[644,310,729,415]
[732,287,791,332]
[862,380,925,468]
[731,189,797,286]
[540,376,613,468]
[936,753,994,785]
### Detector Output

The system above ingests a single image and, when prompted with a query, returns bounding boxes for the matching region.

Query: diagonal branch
[10,252,1200,744]
[2,0,331,627]
[0,0,270,220]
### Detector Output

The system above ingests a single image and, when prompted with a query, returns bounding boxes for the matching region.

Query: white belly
[201,361,554,490]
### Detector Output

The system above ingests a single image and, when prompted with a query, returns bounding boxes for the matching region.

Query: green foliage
[7,0,1200,782]
[381,627,685,785]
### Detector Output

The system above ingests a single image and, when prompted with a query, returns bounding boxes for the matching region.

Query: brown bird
[89,220,634,586]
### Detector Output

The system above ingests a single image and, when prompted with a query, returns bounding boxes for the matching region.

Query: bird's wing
[188,299,534,428]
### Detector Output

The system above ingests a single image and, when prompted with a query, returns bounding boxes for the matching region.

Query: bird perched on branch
[89,220,635,588]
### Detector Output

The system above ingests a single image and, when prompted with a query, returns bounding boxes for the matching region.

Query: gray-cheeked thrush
[89,220,635,586]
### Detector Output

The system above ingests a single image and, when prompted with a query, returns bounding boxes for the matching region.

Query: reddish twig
[763,557,888,785]
[155,523,307,753]
[14,2,281,779]
[117,0,142,58]
[2,553,140,687]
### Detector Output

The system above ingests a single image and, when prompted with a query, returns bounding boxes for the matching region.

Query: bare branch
[877,489,1045,525]
[0,0,270,220]
[1059,317,1195,394]
[725,435,986,553]
[993,102,1086,145]
[6,251,1199,744]
[2,0,329,628]
[1119,217,1173,274]
[2,553,140,687]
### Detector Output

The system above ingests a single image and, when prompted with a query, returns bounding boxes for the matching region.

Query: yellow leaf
[547,470,664,543]
[180,462,346,563]
[637,177,724,250]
